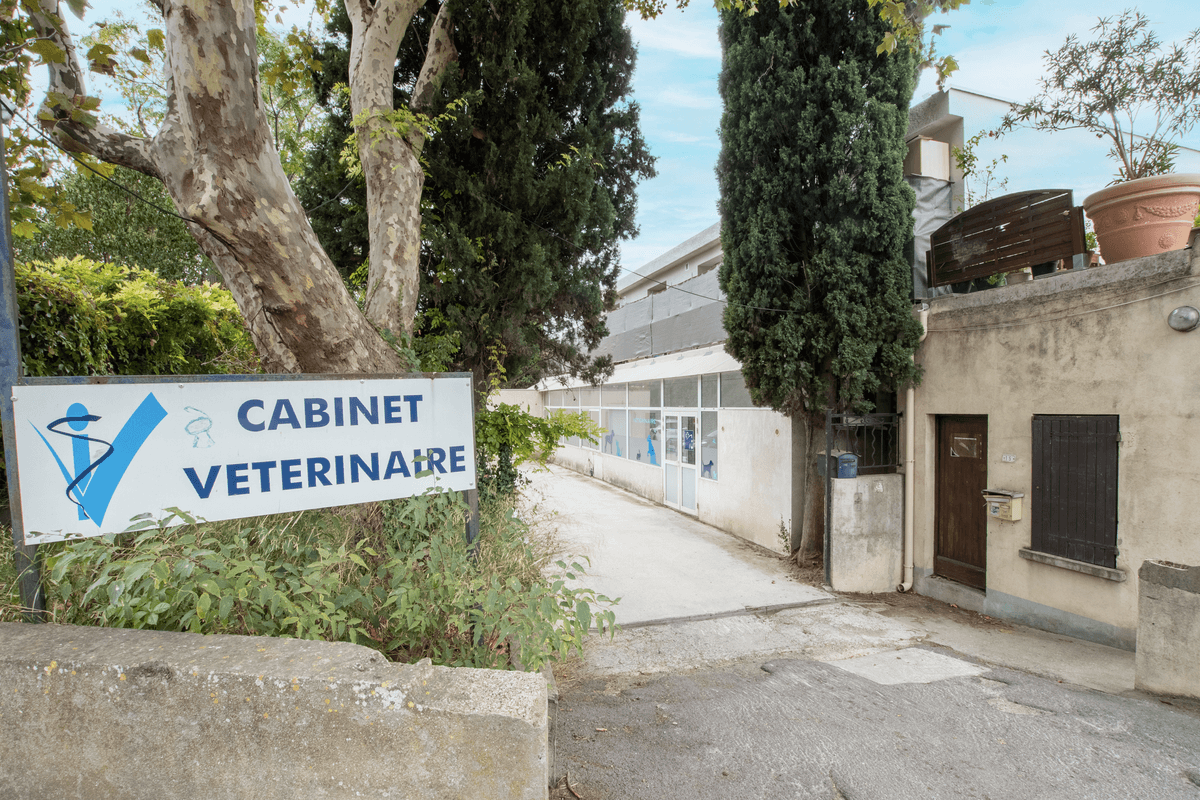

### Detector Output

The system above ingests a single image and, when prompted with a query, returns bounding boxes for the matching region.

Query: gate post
[824,409,832,587]
[0,115,45,619]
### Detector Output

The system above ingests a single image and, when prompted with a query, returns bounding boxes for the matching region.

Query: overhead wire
[1,97,198,226]
[5,97,833,318]
[1,97,357,220]
[472,188,795,314]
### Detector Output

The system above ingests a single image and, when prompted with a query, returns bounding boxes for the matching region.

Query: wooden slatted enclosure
[927,190,1087,288]
[1031,415,1119,569]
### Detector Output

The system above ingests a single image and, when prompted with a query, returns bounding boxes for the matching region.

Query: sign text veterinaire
[12,376,476,544]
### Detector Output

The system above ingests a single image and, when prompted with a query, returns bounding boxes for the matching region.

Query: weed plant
[0,490,614,671]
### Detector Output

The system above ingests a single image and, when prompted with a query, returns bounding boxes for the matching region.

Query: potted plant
[1000,10,1200,264]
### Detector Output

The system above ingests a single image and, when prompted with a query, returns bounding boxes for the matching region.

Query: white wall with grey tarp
[907,175,955,299]
[594,270,727,362]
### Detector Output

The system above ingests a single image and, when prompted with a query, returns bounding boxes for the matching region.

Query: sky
[31,0,1200,278]
[620,0,1200,274]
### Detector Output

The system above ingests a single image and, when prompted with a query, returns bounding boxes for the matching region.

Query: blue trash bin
[837,453,858,479]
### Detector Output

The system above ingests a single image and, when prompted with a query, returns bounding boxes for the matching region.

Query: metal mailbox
[982,489,1024,521]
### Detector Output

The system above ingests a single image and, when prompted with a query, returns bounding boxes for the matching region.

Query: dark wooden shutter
[1031,415,1119,568]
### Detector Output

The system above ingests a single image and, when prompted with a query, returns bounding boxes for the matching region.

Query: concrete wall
[830,474,904,593]
[1136,561,1200,698]
[497,389,543,418]
[696,410,793,552]
[0,623,548,800]
[905,246,1200,650]
[551,408,793,553]
[615,223,722,305]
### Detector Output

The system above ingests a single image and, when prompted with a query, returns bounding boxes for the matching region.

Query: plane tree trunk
[30,0,454,372]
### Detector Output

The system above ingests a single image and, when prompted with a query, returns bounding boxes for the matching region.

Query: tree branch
[29,0,159,177]
[410,1,456,112]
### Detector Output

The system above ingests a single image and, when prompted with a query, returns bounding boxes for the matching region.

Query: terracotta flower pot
[1083,173,1200,264]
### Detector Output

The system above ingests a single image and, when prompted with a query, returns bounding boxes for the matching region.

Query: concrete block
[1136,560,1200,698]
[829,474,903,593]
[0,623,548,800]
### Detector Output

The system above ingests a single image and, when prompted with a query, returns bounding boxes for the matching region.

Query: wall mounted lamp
[1167,306,1199,332]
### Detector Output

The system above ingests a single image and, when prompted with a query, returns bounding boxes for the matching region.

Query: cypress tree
[296,0,654,390]
[717,0,923,556]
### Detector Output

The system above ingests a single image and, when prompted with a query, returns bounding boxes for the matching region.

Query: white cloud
[660,131,704,144]
[656,88,720,110]
[626,6,721,60]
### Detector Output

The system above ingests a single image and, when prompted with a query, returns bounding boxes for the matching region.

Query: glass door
[680,415,697,512]
[663,414,698,514]
[664,415,679,507]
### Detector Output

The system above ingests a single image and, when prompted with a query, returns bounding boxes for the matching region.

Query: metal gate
[823,412,901,585]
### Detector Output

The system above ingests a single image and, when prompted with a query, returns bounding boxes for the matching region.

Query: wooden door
[935,415,988,589]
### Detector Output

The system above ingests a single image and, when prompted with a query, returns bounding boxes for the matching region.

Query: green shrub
[35,491,615,671]
[475,404,600,500]
[17,256,258,377]
[0,257,259,503]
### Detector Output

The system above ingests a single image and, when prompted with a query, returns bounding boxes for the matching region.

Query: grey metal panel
[623,297,652,330]
[593,328,652,363]
[908,175,955,299]
[649,303,726,356]
[606,298,652,335]
[596,270,726,363]
[604,304,630,335]
[652,270,721,322]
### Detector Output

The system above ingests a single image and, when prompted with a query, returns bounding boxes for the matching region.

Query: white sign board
[12,377,476,544]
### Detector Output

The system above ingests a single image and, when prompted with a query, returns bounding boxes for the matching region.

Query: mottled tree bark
[346,0,456,338]
[30,0,453,373]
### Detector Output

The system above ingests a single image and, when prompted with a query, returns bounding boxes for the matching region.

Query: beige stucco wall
[496,389,543,417]
[550,408,793,553]
[830,474,904,593]
[696,410,792,552]
[905,246,1200,648]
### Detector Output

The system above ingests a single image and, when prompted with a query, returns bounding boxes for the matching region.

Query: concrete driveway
[527,464,829,627]
[525,465,1200,800]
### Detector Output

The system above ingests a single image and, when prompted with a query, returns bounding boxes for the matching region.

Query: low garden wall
[0,623,548,799]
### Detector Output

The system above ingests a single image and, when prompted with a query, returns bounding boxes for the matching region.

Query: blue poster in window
[683,429,695,451]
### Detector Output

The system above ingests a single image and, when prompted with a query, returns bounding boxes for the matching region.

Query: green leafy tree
[15,255,257,377]
[1000,10,1200,183]
[297,0,654,392]
[13,165,218,282]
[625,0,967,84]
[717,0,923,558]
[257,27,325,181]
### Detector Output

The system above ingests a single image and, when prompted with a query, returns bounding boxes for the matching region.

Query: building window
[602,383,627,407]
[701,374,718,408]
[629,411,661,465]
[664,376,697,408]
[582,409,600,450]
[1031,415,1119,568]
[629,380,661,408]
[701,410,718,480]
[603,409,627,458]
[719,371,754,407]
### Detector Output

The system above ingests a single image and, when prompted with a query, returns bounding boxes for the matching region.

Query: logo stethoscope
[31,393,168,526]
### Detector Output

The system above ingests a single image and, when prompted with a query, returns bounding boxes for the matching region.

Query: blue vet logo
[32,393,168,526]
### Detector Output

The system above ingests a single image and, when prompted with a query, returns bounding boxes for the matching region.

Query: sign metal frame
[0,122,479,617]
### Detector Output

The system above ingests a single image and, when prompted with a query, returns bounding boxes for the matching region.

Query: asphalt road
[552,646,1200,800]
[533,465,1200,800]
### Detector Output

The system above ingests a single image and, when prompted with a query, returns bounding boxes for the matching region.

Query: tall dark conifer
[296,0,654,391]
[717,0,923,556]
